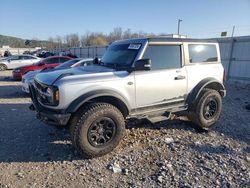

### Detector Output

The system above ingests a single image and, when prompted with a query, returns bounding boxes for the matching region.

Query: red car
[12,56,73,80]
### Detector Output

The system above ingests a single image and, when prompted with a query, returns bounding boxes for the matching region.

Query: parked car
[37,51,54,58]
[29,37,226,158]
[23,51,32,55]
[3,50,11,57]
[0,55,40,71]
[22,58,95,93]
[0,57,8,61]
[12,56,73,80]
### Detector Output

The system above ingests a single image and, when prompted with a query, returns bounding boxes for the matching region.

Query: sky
[0,0,250,40]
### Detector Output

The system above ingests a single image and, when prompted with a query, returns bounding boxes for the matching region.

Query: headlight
[34,82,59,106]
[44,87,59,105]
[46,87,53,97]
[45,87,53,103]
[15,69,20,73]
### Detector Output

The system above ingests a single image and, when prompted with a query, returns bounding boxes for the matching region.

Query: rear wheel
[70,103,125,158]
[0,64,7,71]
[188,89,222,129]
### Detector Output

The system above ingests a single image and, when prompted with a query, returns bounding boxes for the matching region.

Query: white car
[0,55,40,71]
[22,58,95,93]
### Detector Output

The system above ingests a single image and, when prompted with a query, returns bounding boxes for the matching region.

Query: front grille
[33,80,48,104]
[34,80,47,92]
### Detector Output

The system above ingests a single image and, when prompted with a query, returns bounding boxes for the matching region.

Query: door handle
[174,75,186,80]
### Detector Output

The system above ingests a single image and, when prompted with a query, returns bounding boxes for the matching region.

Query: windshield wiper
[100,61,131,71]
[41,67,54,72]
[99,61,117,69]
[106,63,118,69]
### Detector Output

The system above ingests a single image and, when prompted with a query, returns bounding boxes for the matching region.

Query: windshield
[101,43,141,68]
[56,59,80,69]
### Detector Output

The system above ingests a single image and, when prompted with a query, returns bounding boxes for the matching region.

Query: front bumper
[12,71,22,81]
[220,89,226,98]
[22,79,30,93]
[29,85,71,126]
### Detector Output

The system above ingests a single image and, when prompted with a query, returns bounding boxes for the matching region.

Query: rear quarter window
[188,44,218,63]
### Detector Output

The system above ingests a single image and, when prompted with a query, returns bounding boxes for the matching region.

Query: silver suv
[29,37,226,158]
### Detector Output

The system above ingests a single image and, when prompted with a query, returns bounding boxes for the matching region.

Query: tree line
[1,28,165,49]
[46,27,158,49]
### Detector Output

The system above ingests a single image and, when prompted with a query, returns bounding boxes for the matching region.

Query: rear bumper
[29,85,71,126]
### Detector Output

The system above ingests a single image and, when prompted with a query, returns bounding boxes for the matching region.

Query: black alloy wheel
[87,117,116,147]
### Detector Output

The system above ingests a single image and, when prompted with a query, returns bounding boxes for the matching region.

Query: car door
[135,43,187,108]
[27,56,39,64]
[7,56,23,69]
[20,56,35,66]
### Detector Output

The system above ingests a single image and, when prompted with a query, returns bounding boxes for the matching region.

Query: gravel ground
[0,70,249,188]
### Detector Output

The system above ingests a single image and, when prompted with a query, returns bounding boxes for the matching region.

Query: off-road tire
[0,64,7,71]
[71,103,125,158]
[188,89,222,129]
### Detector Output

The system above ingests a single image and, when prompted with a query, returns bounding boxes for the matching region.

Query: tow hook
[29,104,35,111]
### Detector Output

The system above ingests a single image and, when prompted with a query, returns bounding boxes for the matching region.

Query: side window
[188,44,218,63]
[143,45,181,70]
[81,60,94,66]
[46,58,59,64]
[59,57,70,63]
[10,56,19,61]
[22,56,34,60]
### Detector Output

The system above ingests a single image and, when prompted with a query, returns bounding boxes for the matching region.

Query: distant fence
[48,36,250,82]
[48,46,107,58]
[217,36,250,81]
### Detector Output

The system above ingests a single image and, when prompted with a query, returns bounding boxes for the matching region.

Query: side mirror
[93,57,99,64]
[134,59,151,71]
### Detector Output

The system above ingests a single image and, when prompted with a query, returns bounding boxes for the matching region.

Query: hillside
[0,34,50,48]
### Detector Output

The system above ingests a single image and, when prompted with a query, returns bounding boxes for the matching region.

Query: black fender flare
[186,77,226,105]
[65,89,131,113]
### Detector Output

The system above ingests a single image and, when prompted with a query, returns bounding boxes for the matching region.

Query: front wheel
[188,89,222,129]
[71,103,125,158]
[0,64,7,71]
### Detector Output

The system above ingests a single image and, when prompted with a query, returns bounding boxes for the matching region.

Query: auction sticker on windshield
[128,44,141,50]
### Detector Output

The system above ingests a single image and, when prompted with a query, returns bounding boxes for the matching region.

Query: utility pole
[231,25,235,37]
[177,19,183,35]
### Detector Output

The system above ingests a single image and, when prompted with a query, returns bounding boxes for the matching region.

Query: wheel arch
[186,77,226,105]
[65,90,131,117]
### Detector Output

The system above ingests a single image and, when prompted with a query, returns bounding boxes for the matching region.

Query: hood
[0,59,8,64]
[15,64,36,70]
[23,66,73,82]
[35,65,116,85]
[23,70,41,81]
[0,58,8,61]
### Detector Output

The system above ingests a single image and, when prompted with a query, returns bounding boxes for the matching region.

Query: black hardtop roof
[113,37,217,44]
[148,37,217,43]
